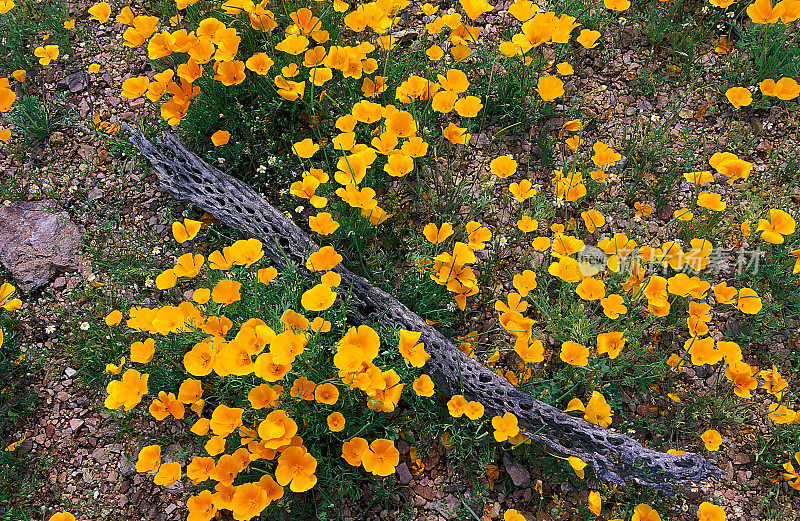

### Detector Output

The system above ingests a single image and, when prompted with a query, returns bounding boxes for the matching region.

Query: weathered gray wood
[123,124,723,491]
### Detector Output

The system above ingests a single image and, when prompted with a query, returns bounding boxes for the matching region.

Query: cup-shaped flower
[701,429,722,451]
[361,438,400,476]
[491,412,520,442]
[412,374,435,396]
[537,76,564,102]
[725,87,752,108]
[275,446,318,492]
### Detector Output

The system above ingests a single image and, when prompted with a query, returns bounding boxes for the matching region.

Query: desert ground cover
[1,0,799,520]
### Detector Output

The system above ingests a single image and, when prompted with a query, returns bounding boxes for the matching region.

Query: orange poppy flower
[275,446,317,492]
[491,412,519,442]
[596,331,625,359]
[537,76,564,102]
[411,374,436,397]
[560,341,589,366]
[362,438,400,476]
[136,444,161,473]
[604,0,630,10]
[306,246,343,272]
[121,76,149,99]
[576,29,601,48]
[341,437,369,466]
[88,2,111,23]
[701,429,722,451]
[756,208,795,244]
[725,87,752,108]
[246,53,274,75]
[130,338,156,364]
[327,412,346,431]
[213,60,245,85]
[211,279,241,305]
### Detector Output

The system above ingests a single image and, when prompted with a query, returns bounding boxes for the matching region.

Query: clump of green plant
[98,231,502,520]
[0,282,40,518]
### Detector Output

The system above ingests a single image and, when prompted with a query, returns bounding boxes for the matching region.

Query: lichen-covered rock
[0,200,82,291]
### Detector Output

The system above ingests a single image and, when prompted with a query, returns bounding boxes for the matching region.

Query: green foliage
[0,0,71,72]
[0,312,40,520]
[7,93,76,144]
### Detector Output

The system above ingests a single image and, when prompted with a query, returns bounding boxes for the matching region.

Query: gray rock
[503,453,531,488]
[87,188,105,202]
[396,462,413,485]
[0,200,82,291]
[56,70,89,93]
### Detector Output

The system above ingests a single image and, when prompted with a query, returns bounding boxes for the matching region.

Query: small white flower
[144,278,154,288]
[87,274,96,281]
[257,165,267,174]
[217,157,225,165]
[45,326,56,334]
[267,157,276,166]
[134,215,143,222]
[80,322,90,331]
[498,236,508,247]
[633,215,642,222]
[555,197,565,207]
[727,11,735,18]
[295,205,305,213]
[446,300,457,311]
[152,246,161,254]
[279,188,289,195]
[3,200,10,206]
[650,114,661,123]
[619,17,627,25]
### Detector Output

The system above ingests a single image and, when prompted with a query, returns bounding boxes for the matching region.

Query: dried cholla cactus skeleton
[123,124,723,492]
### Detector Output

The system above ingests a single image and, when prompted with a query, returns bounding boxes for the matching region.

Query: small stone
[64,367,77,377]
[396,439,410,455]
[69,419,85,432]
[503,453,531,488]
[414,484,437,501]
[56,70,89,93]
[396,462,413,485]
[733,453,750,465]
[87,188,105,202]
